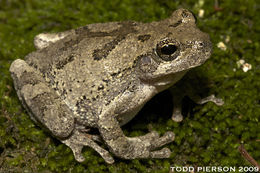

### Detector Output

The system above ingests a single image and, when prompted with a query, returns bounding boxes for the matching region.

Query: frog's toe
[208,95,224,106]
[71,145,85,162]
[101,151,115,164]
[139,131,159,141]
[171,109,183,122]
[62,130,114,164]
[171,93,184,122]
[150,147,171,158]
[150,131,175,150]
[193,94,224,106]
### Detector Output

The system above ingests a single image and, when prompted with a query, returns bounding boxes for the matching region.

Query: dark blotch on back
[169,20,182,28]
[91,22,137,61]
[93,36,125,61]
[138,34,151,42]
[27,22,137,75]
[56,53,75,69]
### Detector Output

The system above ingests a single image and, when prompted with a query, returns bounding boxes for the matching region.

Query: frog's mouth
[146,47,211,91]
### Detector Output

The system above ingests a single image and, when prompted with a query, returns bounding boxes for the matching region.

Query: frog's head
[136,9,212,89]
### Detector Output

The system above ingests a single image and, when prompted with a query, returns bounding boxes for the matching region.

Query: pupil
[161,45,177,55]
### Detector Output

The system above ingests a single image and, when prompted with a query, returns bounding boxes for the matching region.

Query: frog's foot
[62,129,114,164]
[170,85,224,122]
[140,131,175,150]
[171,94,184,122]
[143,131,175,158]
[192,94,224,106]
[82,119,174,160]
[98,109,176,160]
[119,131,175,159]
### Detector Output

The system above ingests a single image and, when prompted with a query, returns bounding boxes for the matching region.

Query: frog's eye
[156,39,180,61]
[161,44,177,55]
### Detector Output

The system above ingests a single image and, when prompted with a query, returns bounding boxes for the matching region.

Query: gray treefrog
[9,9,223,164]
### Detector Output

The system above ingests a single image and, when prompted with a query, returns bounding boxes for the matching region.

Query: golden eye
[156,39,180,61]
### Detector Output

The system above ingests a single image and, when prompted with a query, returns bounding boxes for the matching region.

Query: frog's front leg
[170,85,224,122]
[97,108,175,160]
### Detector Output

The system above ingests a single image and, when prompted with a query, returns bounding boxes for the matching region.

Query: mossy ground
[0,0,259,172]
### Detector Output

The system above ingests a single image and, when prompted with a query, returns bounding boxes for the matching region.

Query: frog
[9,9,223,164]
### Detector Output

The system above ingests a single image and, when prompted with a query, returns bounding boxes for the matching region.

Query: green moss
[0,0,259,172]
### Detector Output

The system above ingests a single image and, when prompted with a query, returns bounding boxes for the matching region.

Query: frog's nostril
[198,38,211,48]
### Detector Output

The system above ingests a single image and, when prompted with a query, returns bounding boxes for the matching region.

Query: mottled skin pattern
[9,9,223,164]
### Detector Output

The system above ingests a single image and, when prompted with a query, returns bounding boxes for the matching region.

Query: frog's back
[26,21,137,73]
[24,21,147,125]
[24,20,163,97]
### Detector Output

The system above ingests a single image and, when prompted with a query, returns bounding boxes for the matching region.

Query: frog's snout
[196,32,212,55]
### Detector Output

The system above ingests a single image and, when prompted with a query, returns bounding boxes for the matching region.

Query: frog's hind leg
[9,59,75,138]
[34,30,75,50]
[61,129,114,164]
[10,59,114,163]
